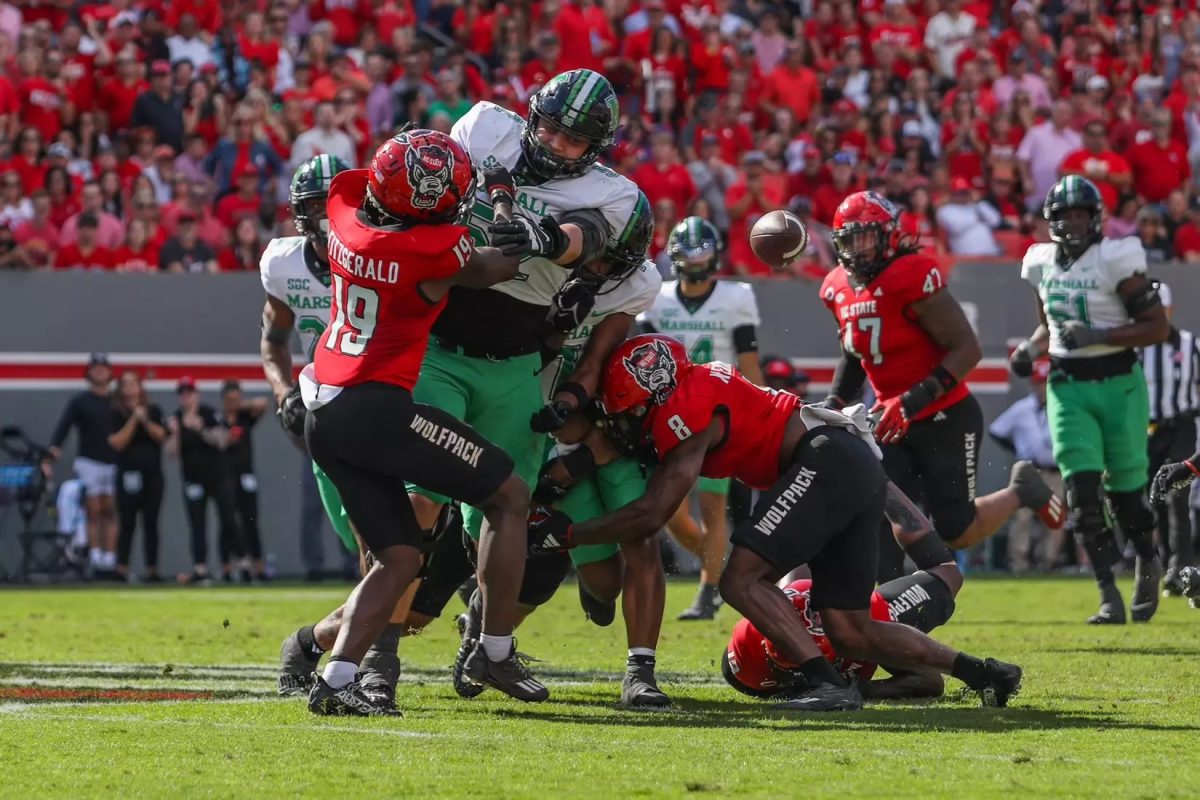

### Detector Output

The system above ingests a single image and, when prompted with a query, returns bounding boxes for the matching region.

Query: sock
[361,623,404,684]
[322,657,358,689]
[627,648,656,668]
[696,583,718,607]
[480,633,512,661]
[628,647,656,660]
[104,551,117,568]
[951,653,988,690]
[89,548,102,566]
[296,625,324,660]
[798,656,846,688]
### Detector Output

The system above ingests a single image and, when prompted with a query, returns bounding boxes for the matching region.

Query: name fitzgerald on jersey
[327,230,401,284]
[410,413,483,468]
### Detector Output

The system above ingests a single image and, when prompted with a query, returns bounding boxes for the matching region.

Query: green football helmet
[523,69,619,181]
[290,154,351,248]
[1043,175,1103,261]
[667,216,722,282]
[577,192,653,290]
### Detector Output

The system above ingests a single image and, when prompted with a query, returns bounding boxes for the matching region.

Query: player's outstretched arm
[420,247,520,301]
[1010,287,1050,377]
[1106,274,1169,348]
[564,313,635,402]
[260,295,296,408]
[825,347,867,407]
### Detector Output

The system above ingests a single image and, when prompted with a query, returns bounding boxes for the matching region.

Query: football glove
[1009,340,1035,378]
[1150,458,1200,505]
[527,506,574,553]
[531,399,574,433]
[277,384,307,439]
[546,277,597,335]
[1060,321,1107,351]
[490,215,570,260]
[871,396,910,444]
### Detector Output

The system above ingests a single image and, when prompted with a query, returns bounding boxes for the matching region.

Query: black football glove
[532,446,597,504]
[528,506,574,553]
[546,277,597,335]
[277,384,307,439]
[490,215,570,260]
[1060,321,1107,351]
[1150,458,1200,505]
[531,399,573,433]
[1009,340,1035,378]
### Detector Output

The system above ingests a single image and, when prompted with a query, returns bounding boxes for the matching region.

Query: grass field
[2,576,1198,798]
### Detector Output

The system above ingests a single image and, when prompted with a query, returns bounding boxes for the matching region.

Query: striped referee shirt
[1140,328,1200,423]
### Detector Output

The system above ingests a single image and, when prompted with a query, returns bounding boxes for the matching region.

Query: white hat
[1086,75,1110,92]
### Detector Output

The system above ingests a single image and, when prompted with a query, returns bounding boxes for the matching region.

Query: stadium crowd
[0,0,1198,276]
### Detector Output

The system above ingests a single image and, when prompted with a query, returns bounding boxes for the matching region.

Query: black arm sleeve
[50,396,78,449]
[829,349,867,403]
[732,324,758,355]
[639,320,657,335]
[557,208,610,268]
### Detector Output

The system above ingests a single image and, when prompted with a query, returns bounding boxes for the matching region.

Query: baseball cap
[1012,0,1035,14]
[1086,75,1110,92]
[46,143,73,159]
[832,98,857,114]
[221,379,242,394]
[763,358,796,383]
[831,150,856,166]
[901,119,923,137]
[177,376,197,393]
[951,176,972,192]
[178,210,199,224]
[88,352,111,368]
[153,144,176,160]
[150,60,171,76]
[743,150,767,165]
[235,162,260,180]
[200,62,219,75]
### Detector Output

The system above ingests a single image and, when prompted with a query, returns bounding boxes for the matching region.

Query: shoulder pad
[1099,236,1148,268]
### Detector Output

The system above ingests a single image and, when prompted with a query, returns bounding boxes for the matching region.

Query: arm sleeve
[558,207,611,266]
[732,325,758,354]
[50,397,77,448]
[829,350,868,403]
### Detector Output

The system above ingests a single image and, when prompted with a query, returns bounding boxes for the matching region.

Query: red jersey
[646,362,799,490]
[312,170,473,391]
[820,254,969,417]
[725,579,891,692]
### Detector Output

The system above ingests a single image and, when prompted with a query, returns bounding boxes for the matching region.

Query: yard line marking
[2,711,437,739]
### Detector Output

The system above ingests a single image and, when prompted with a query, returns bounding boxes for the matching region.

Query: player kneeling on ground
[300,130,536,716]
[528,335,1021,711]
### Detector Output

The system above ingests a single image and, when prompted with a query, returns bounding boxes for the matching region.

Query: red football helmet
[600,334,691,415]
[831,191,902,284]
[366,130,477,225]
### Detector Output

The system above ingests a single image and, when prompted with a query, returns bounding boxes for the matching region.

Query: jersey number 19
[325,274,379,357]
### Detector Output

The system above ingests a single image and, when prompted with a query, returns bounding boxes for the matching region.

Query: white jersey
[638,279,761,364]
[541,260,663,401]
[450,101,642,307]
[259,236,331,362]
[1021,238,1146,359]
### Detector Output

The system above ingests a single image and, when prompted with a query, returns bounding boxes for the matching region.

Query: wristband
[1187,459,1200,477]
[557,381,589,410]
[929,364,959,392]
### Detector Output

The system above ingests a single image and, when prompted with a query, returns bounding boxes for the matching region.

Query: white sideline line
[3,710,436,739]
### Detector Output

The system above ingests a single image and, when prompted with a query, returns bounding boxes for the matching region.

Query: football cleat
[976,658,1022,708]
[579,581,616,627]
[358,670,398,712]
[1162,568,1184,598]
[1087,584,1126,625]
[452,589,486,699]
[1130,555,1163,622]
[772,680,863,712]
[1009,461,1064,529]
[308,673,401,717]
[1178,565,1200,598]
[278,629,319,697]
[621,656,671,710]
[462,640,549,703]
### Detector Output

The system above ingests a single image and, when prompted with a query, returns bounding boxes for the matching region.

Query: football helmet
[600,334,691,416]
[578,191,653,288]
[667,216,722,283]
[290,154,351,248]
[831,191,902,285]
[365,130,477,226]
[523,69,619,181]
[1043,176,1103,261]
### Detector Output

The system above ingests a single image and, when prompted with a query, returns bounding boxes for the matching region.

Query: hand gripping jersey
[541,260,663,401]
[645,362,799,490]
[1020,238,1147,359]
[820,253,969,418]
[312,170,474,391]
[725,579,892,691]
[638,279,760,365]
[450,101,642,307]
[259,236,331,362]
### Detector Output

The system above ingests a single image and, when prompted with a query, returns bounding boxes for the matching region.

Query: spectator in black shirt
[131,60,186,153]
[166,376,243,584]
[219,380,270,581]
[109,371,167,583]
[44,352,120,578]
[159,212,217,272]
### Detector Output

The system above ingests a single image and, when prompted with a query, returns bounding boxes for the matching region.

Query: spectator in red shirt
[761,42,820,125]
[98,53,149,136]
[11,127,48,196]
[1059,120,1132,212]
[18,50,70,143]
[811,151,865,227]
[634,131,698,213]
[1173,210,1200,260]
[110,219,161,273]
[13,190,59,270]
[54,213,113,271]
[1127,109,1192,203]
[215,165,264,229]
[522,33,565,95]
[725,150,787,276]
[691,20,735,95]
[218,217,265,272]
[44,167,80,229]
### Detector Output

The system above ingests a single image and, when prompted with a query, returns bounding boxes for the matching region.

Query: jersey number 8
[667,414,692,440]
[325,274,379,357]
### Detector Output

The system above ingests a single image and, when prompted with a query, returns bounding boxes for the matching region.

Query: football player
[1151,452,1200,610]
[300,130,535,716]
[1013,177,1170,623]
[639,217,764,620]
[822,191,1064,582]
[528,335,1023,711]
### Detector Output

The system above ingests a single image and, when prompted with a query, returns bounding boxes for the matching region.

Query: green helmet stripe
[562,70,602,126]
[619,193,650,245]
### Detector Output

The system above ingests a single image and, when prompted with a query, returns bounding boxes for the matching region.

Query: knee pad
[931,502,975,544]
[1106,490,1155,539]
[878,570,957,632]
[517,550,572,608]
[1065,472,1105,535]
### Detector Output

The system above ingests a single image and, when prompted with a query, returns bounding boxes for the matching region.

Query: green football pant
[408,341,544,538]
[696,476,730,494]
[312,460,357,553]
[555,455,650,567]
[1046,368,1149,493]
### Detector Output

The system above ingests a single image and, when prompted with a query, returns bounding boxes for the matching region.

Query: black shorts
[306,382,513,554]
[876,570,956,633]
[881,393,982,544]
[731,425,886,610]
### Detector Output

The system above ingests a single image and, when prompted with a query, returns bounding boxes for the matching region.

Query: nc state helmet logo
[406,142,454,209]
[623,339,678,401]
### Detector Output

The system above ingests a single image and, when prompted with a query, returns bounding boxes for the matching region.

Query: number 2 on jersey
[844,317,883,365]
[325,274,379,357]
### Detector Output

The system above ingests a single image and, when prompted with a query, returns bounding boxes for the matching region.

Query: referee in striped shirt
[1140,282,1200,596]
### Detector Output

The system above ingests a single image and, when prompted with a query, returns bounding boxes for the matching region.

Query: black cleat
[579,581,616,627]
[278,629,319,697]
[358,670,398,712]
[621,656,671,709]
[1177,565,1200,598]
[772,680,863,712]
[1163,568,1185,598]
[308,673,401,717]
[1130,555,1163,622]
[976,658,1022,708]
[462,640,549,703]
[452,590,485,699]
[1087,584,1126,625]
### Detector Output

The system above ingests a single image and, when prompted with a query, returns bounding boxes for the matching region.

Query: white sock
[322,659,359,689]
[480,633,512,661]
[89,548,102,565]
[628,647,656,660]
[103,551,117,568]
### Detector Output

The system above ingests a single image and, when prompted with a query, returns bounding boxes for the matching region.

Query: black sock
[297,625,324,660]
[1127,532,1156,562]
[951,653,988,689]
[798,656,847,688]
[696,583,718,607]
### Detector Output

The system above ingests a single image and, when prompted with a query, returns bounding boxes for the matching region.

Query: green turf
[1,577,1198,798]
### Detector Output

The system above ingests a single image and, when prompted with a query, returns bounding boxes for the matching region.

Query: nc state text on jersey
[327,230,401,284]
[838,300,878,319]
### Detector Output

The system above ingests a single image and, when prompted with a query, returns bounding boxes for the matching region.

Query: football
[750,209,810,271]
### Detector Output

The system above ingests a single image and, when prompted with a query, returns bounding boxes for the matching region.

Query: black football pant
[233,473,263,561]
[116,468,163,571]
[183,474,243,567]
